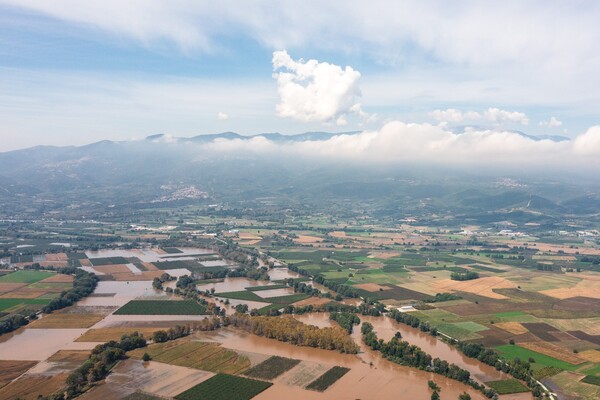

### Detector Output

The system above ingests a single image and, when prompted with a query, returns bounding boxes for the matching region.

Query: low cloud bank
[204,121,600,170]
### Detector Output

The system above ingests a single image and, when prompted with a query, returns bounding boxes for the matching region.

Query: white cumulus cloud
[217,112,229,120]
[430,107,529,126]
[539,116,562,128]
[272,50,366,125]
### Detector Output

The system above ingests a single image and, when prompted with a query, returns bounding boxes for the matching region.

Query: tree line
[361,322,497,399]
[229,314,359,354]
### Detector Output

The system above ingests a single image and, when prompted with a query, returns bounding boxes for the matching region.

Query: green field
[129,341,249,374]
[256,304,284,315]
[306,366,350,392]
[245,284,289,291]
[215,291,268,302]
[175,373,272,400]
[485,379,530,394]
[0,270,55,283]
[0,298,51,312]
[244,356,300,380]
[495,345,581,371]
[582,375,600,386]
[114,300,208,315]
[265,293,310,304]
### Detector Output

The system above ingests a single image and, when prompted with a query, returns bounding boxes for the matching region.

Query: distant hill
[0,131,597,225]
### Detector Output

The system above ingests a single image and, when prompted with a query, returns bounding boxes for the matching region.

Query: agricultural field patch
[129,340,250,375]
[306,366,350,392]
[548,371,600,400]
[0,270,55,284]
[0,372,69,400]
[0,298,50,311]
[494,322,529,335]
[495,344,581,370]
[243,356,301,380]
[0,360,38,390]
[77,328,167,342]
[88,256,129,266]
[485,379,529,394]
[579,350,600,363]
[27,313,104,329]
[215,290,268,303]
[521,322,561,341]
[519,341,587,365]
[581,375,600,386]
[245,284,288,291]
[175,373,272,400]
[114,300,208,315]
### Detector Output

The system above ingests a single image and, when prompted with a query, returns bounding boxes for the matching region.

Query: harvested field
[244,356,300,380]
[129,340,250,375]
[0,289,47,299]
[519,342,586,365]
[554,297,600,312]
[428,276,516,299]
[44,253,68,262]
[27,313,105,329]
[291,297,331,307]
[91,264,132,275]
[544,318,600,335]
[541,279,600,299]
[47,350,90,363]
[353,283,388,292]
[579,350,600,363]
[278,361,328,387]
[369,251,401,259]
[521,323,560,342]
[39,274,73,284]
[0,360,37,390]
[494,322,529,335]
[0,283,27,294]
[77,327,165,342]
[295,235,322,244]
[569,331,600,346]
[479,326,514,347]
[0,372,68,400]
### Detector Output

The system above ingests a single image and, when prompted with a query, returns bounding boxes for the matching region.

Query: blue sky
[0,1,599,152]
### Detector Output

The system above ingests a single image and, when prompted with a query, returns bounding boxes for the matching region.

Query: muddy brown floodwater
[202,328,489,400]
[295,313,507,383]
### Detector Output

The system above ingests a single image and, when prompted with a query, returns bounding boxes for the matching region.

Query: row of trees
[329,312,361,333]
[450,271,479,281]
[361,323,497,399]
[457,342,544,398]
[229,314,359,354]
[63,332,148,398]
[387,309,542,399]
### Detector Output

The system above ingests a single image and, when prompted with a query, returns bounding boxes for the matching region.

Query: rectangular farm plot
[485,379,530,394]
[243,356,301,380]
[129,340,250,375]
[495,344,583,370]
[114,300,208,315]
[27,313,105,329]
[175,373,272,400]
[0,270,55,284]
[306,366,350,392]
[0,298,50,311]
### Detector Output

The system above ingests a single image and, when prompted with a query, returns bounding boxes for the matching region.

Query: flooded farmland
[204,328,490,400]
